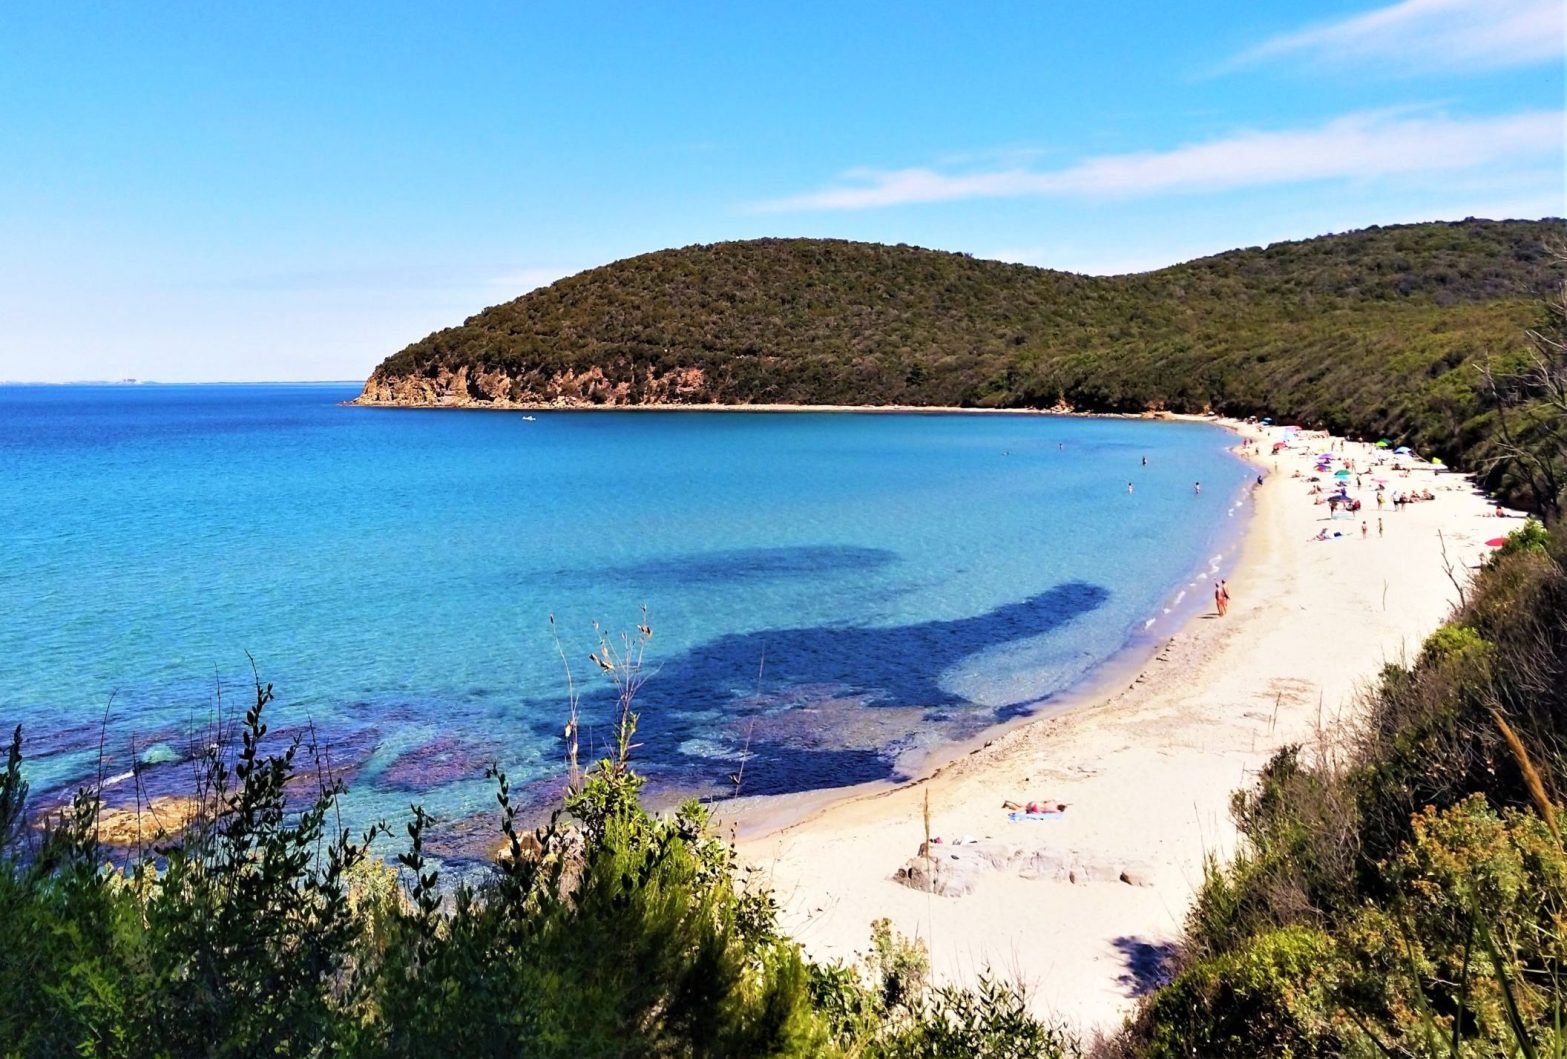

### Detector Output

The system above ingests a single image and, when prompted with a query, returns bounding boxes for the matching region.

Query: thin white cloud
[1237,0,1564,73]
[754,108,1565,212]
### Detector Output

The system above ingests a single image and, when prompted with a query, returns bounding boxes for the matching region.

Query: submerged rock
[94,796,202,846]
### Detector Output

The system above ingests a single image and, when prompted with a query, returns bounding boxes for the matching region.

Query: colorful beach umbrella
[1486,537,1508,547]
[1430,457,1445,467]
[1375,440,1391,448]
[1334,469,1352,478]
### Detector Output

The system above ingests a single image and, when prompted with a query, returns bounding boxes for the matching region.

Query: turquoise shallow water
[0,384,1250,853]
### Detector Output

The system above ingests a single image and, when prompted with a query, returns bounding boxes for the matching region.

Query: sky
[0,1,1562,382]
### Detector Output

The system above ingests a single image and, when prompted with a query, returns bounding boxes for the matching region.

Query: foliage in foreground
[1107,520,1567,1058]
[0,661,1075,1059]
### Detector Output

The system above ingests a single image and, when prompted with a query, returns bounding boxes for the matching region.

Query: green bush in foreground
[1339,797,1567,1056]
[1136,799,1567,1059]
[1140,925,1341,1059]
[0,670,1075,1059]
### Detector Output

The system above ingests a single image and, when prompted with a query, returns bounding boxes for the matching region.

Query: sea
[0,383,1253,857]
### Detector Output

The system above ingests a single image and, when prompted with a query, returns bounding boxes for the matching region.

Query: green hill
[360,218,1566,503]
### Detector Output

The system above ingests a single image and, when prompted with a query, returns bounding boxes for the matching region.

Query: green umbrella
[1375,439,1391,448]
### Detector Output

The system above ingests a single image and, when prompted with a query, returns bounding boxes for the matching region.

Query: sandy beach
[729,417,1514,1039]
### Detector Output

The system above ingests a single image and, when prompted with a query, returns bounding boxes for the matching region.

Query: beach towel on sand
[1008,811,1065,822]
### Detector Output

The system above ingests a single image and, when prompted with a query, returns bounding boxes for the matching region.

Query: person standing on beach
[1361,520,1369,539]
[1378,518,1384,537]
[1215,579,1230,616]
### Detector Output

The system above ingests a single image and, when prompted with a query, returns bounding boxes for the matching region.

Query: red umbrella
[1485,537,1508,547]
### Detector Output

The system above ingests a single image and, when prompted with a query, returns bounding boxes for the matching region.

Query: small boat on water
[522,415,537,421]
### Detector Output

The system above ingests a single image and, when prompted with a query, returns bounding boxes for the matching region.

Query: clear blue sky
[1,1,1561,382]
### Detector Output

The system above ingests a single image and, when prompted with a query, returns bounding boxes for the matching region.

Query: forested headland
[360,218,1566,509]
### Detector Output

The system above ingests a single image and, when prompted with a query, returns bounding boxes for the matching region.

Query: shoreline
[347,396,1178,419]
[724,417,1510,1038]
[714,408,1255,840]
[718,457,1257,844]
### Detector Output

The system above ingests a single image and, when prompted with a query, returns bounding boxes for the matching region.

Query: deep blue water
[0,384,1251,855]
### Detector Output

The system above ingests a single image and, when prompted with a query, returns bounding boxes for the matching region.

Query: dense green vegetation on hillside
[369,219,1565,504]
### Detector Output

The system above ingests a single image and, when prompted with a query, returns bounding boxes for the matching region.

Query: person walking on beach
[1378,518,1384,537]
[1361,520,1368,539]
[1215,579,1230,616]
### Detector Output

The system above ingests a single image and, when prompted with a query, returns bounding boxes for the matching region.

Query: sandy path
[730,420,1510,1038]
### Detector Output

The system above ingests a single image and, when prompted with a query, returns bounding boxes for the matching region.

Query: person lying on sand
[1003,800,1068,814]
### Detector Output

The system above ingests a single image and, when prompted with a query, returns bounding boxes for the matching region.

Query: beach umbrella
[1261,417,1272,425]
[1486,537,1508,547]
[1430,457,1445,467]
[1375,440,1391,448]
[1395,446,1412,455]
[1334,469,1351,478]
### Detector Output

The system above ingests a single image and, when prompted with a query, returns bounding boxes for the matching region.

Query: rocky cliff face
[352,363,713,408]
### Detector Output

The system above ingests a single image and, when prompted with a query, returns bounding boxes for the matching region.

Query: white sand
[730,419,1514,1039]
